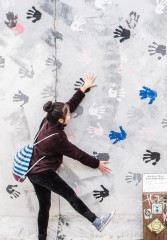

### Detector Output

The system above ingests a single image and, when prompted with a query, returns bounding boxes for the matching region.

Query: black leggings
[28,169,97,240]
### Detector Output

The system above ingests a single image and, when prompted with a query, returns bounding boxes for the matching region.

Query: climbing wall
[1,0,167,239]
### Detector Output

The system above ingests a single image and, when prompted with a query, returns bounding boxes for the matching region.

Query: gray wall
[0,0,166,239]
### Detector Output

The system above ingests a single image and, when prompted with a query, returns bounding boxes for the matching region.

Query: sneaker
[92,209,116,232]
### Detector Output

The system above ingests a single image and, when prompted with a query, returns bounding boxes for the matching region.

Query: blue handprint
[139,86,157,104]
[109,126,127,144]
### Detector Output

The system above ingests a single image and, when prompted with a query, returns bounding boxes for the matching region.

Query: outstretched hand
[98,161,111,175]
[80,73,98,92]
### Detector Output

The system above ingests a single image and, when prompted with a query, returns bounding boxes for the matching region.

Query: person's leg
[28,177,51,240]
[29,170,97,223]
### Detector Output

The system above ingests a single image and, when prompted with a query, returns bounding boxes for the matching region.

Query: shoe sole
[99,209,116,232]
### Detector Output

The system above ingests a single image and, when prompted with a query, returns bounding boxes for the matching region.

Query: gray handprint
[93,151,109,161]
[41,29,56,48]
[126,11,140,29]
[4,11,18,28]
[19,65,34,78]
[41,85,56,99]
[13,90,29,107]
[45,56,62,72]
[72,105,83,118]
[0,56,5,68]
[161,117,167,128]
[6,184,20,199]
[148,42,166,60]
[127,106,144,123]
[125,172,142,186]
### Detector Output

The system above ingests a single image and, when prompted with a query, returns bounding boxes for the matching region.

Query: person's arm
[66,73,98,113]
[56,131,99,168]
[65,89,85,113]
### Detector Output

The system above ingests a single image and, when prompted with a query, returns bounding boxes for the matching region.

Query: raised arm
[66,73,98,113]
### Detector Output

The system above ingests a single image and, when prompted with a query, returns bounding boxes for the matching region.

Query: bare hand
[84,72,98,89]
[98,161,111,175]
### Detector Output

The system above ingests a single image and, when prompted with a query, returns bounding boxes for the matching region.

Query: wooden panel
[143,193,167,240]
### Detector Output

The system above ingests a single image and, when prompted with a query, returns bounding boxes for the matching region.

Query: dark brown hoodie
[28,89,99,175]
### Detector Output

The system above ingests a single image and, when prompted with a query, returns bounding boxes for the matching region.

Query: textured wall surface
[1,0,167,239]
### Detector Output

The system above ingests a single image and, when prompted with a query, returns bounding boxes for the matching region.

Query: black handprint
[45,56,62,72]
[93,185,109,202]
[143,150,160,165]
[19,65,34,78]
[26,6,42,23]
[125,172,142,186]
[4,12,18,28]
[0,56,5,68]
[6,185,20,199]
[93,151,109,161]
[148,42,166,60]
[13,90,29,107]
[126,11,140,29]
[41,85,56,99]
[74,78,90,93]
[113,25,131,43]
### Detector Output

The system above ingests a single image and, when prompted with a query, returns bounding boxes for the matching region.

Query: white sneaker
[92,209,116,232]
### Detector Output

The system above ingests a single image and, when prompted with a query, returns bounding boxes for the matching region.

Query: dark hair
[43,101,69,124]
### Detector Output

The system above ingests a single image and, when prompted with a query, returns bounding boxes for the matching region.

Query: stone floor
[0,215,142,240]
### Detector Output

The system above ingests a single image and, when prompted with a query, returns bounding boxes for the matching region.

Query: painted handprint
[70,15,86,31]
[26,6,42,23]
[93,151,109,161]
[12,23,24,36]
[45,56,62,72]
[4,11,17,28]
[155,0,167,14]
[94,0,112,10]
[113,25,131,43]
[125,172,142,186]
[143,150,160,165]
[109,87,126,101]
[74,78,91,93]
[161,117,167,128]
[6,184,20,199]
[139,86,157,104]
[127,106,144,123]
[73,105,83,118]
[13,90,29,107]
[43,29,56,47]
[19,65,34,78]
[88,102,105,119]
[126,11,140,29]
[93,185,109,202]
[41,85,56,99]
[148,42,166,60]
[109,126,127,144]
[1,0,16,8]
[87,122,104,138]
[0,56,5,68]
